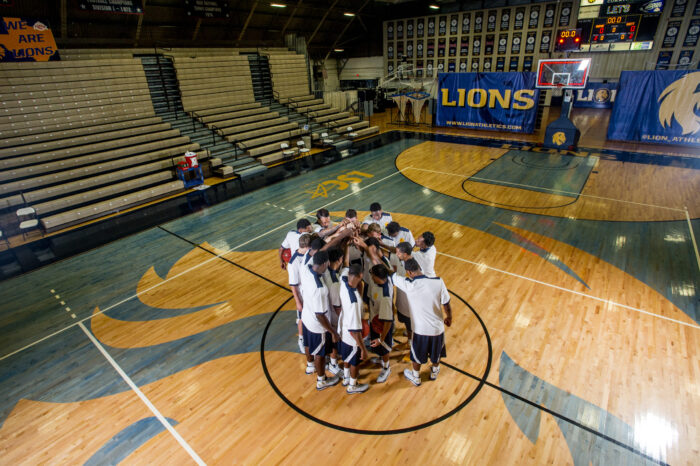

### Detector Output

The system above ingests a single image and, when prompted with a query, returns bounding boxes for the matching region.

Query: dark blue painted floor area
[469,150,599,197]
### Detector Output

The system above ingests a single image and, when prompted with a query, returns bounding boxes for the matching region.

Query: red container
[184,152,199,168]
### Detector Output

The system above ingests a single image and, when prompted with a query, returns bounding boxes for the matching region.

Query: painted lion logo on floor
[658,72,700,135]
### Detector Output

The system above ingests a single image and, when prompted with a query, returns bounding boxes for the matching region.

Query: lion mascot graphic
[658,72,700,135]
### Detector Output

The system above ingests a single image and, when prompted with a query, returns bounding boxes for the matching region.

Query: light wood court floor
[0,133,698,464]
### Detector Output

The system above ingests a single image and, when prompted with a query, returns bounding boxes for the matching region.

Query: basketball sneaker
[328,362,342,376]
[346,383,369,394]
[403,368,421,386]
[297,336,305,354]
[430,366,440,380]
[316,375,340,391]
[305,363,315,375]
[377,366,391,383]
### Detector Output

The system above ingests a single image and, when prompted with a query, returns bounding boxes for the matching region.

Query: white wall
[339,56,384,81]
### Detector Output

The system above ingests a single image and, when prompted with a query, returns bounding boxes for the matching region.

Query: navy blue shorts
[340,341,361,366]
[396,312,412,334]
[369,321,394,356]
[410,332,446,364]
[302,324,333,357]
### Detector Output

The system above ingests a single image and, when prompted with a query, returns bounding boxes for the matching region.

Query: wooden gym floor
[0,129,698,464]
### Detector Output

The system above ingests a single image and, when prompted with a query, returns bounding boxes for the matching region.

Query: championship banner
[573,81,618,108]
[678,50,694,68]
[436,72,539,133]
[450,15,458,35]
[474,12,483,33]
[460,37,468,56]
[427,17,435,36]
[544,4,556,28]
[397,21,404,39]
[523,56,533,72]
[417,18,424,38]
[387,22,394,40]
[407,20,414,38]
[496,56,505,71]
[514,7,525,30]
[473,36,481,55]
[525,31,536,53]
[509,56,519,71]
[608,70,700,147]
[684,19,700,47]
[511,32,521,54]
[500,9,510,31]
[487,10,497,32]
[655,50,672,69]
[540,30,552,53]
[528,6,540,29]
[485,35,494,55]
[559,2,572,27]
[663,21,682,48]
[438,16,446,35]
[79,0,143,14]
[0,17,58,61]
[498,34,507,54]
[184,0,230,18]
[461,13,470,34]
[670,0,688,17]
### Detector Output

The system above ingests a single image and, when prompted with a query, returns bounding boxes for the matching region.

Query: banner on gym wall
[608,70,700,146]
[0,17,58,61]
[573,81,618,108]
[436,72,539,133]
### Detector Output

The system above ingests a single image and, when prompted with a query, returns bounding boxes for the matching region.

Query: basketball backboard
[536,58,591,89]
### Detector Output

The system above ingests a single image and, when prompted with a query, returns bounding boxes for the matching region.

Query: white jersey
[366,276,394,323]
[394,259,410,317]
[391,273,450,336]
[348,242,363,265]
[362,212,393,229]
[281,230,302,253]
[287,250,306,287]
[381,227,415,248]
[413,245,437,278]
[323,267,342,327]
[339,269,363,346]
[313,221,335,234]
[299,262,331,334]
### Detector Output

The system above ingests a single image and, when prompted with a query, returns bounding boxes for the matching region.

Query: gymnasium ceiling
[1,0,544,59]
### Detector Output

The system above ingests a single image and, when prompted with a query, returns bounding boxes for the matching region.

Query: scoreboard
[575,0,664,51]
[590,15,640,43]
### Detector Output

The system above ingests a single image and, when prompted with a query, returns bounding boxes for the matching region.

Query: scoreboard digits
[591,15,640,43]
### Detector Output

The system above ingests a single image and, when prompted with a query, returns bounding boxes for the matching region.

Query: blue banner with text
[607,70,700,147]
[436,72,539,133]
[573,81,618,109]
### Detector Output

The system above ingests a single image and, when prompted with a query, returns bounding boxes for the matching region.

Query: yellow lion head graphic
[658,73,700,135]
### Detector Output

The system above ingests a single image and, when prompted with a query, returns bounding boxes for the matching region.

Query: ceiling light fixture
[334,48,344,52]
[270,3,287,7]
[344,12,355,17]
[429,4,440,9]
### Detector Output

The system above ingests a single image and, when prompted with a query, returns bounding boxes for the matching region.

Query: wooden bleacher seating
[0,58,197,233]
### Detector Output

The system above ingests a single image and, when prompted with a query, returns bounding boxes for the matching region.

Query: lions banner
[436,72,539,133]
[608,70,700,147]
[0,17,58,61]
[573,81,617,109]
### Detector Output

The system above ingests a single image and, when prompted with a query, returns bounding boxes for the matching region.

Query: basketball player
[323,247,345,376]
[366,264,394,383]
[288,233,311,353]
[383,221,415,248]
[394,242,414,341]
[299,250,341,390]
[391,258,452,386]
[279,218,313,270]
[413,231,437,277]
[362,202,393,229]
[338,262,370,394]
[314,208,344,239]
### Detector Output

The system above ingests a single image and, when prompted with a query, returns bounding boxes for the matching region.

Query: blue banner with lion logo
[607,70,700,147]
[436,72,539,133]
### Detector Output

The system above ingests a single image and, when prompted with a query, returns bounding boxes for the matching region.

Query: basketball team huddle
[279,203,452,394]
